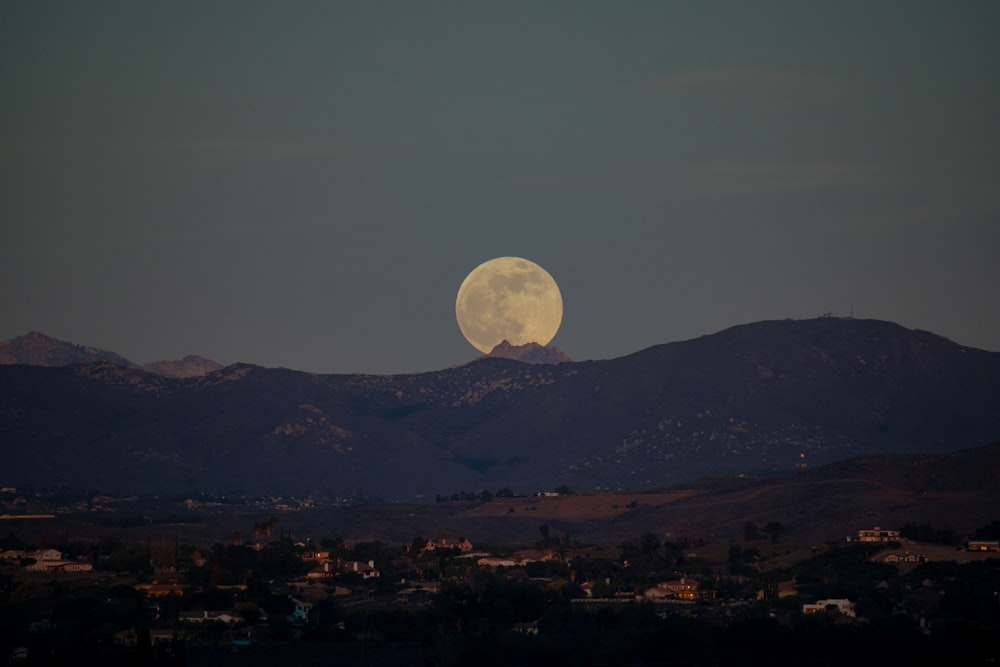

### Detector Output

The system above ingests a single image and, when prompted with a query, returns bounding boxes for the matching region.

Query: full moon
[455,257,563,354]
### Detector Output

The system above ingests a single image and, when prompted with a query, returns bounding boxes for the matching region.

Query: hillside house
[514,549,556,563]
[872,551,926,564]
[421,538,474,553]
[339,559,381,579]
[135,582,185,597]
[288,597,313,623]
[23,549,92,573]
[306,565,332,579]
[512,621,539,636]
[856,527,900,543]
[178,611,239,624]
[803,598,855,617]
[644,578,700,600]
[114,629,160,647]
[477,557,520,568]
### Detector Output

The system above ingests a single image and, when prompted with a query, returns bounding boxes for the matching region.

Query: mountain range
[1,317,998,500]
[0,331,221,378]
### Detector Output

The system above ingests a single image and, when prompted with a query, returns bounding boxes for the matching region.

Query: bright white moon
[455,257,563,354]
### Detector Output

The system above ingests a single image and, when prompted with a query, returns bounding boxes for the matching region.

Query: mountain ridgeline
[0,331,221,378]
[1,318,998,500]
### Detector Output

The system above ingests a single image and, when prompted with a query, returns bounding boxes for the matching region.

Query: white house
[803,598,855,617]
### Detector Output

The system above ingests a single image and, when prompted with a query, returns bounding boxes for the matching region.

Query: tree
[728,544,743,575]
[620,540,641,564]
[762,521,785,544]
[254,516,278,543]
[496,487,515,499]
[640,532,661,562]
[974,520,1000,539]
[135,627,153,667]
[744,521,761,541]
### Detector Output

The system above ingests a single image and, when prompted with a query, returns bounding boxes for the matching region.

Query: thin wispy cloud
[638,67,850,108]
[643,67,838,90]
[509,161,889,198]
[139,136,368,163]
[665,161,893,198]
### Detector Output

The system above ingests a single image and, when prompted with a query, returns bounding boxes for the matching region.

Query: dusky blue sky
[2,2,998,374]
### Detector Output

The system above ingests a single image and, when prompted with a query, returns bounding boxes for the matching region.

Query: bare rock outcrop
[486,340,572,364]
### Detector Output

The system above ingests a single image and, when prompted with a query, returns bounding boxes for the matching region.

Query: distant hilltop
[0,331,221,379]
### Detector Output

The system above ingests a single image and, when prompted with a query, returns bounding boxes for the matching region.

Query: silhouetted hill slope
[1,318,998,499]
[594,441,1000,544]
[0,331,133,367]
[29,442,996,548]
[141,355,223,378]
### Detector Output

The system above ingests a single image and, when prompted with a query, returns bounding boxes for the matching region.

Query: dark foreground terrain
[4,441,997,548]
[2,444,999,664]
[2,519,998,666]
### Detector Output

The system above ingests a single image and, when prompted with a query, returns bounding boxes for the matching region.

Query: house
[288,597,313,623]
[338,559,381,579]
[57,561,93,572]
[512,621,539,636]
[149,629,177,645]
[513,549,555,563]
[967,540,1000,552]
[776,581,799,598]
[30,549,63,562]
[306,565,333,579]
[178,611,239,624]
[803,598,855,617]
[135,582,185,597]
[421,538,474,553]
[477,557,520,568]
[645,578,699,600]
[114,629,138,647]
[476,549,555,570]
[856,527,900,543]
[25,558,92,573]
[872,551,926,564]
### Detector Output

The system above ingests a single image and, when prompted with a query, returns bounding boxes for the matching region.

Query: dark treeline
[899,521,959,545]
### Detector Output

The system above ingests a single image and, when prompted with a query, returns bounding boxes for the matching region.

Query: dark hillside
[1,318,998,499]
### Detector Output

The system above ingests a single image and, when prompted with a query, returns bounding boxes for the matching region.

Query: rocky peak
[486,340,572,364]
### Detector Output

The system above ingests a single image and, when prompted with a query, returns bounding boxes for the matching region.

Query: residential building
[856,527,900,543]
[803,598,855,617]
[289,597,313,623]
